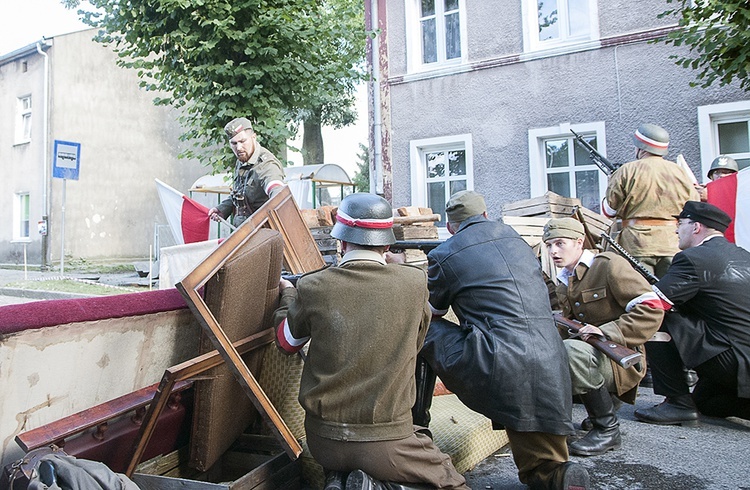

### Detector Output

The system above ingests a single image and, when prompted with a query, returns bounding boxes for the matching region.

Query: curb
[0,287,95,300]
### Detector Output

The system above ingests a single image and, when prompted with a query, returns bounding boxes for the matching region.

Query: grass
[3,278,143,296]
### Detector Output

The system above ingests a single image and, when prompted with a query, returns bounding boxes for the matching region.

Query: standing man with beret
[273,193,467,490]
[603,123,699,278]
[421,191,590,490]
[543,218,664,456]
[208,117,287,227]
[635,201,750,425]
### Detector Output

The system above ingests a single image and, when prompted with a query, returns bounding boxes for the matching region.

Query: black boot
[345,470,388,490]
[580,395,622,431]
[412,355,436,429]
[569,387,621,456]
[634,395,699,426]
[324,470,347,490]
[528,461,591,490]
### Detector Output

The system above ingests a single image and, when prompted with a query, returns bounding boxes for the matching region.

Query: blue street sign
[52,140,81,180]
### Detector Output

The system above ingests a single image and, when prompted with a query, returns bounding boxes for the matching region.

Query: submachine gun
[570,129,620,176]
[389,240,444,254]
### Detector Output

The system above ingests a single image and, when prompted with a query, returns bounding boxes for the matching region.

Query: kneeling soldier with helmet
[273,193,467,490]
[544,218,664,456]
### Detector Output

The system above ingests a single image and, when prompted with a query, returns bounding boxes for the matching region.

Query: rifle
[553,313,643,369]
[570,129,619,176]
[599,233,659,285]
[390,240,444,254]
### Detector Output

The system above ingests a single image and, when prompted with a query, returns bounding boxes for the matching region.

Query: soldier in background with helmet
[697,155,739,201]
[273,193,467,490]
[208,117,286,227]
[602,123,700,278]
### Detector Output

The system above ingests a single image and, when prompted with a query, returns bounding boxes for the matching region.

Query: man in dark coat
[420,191,590,490]
[635,201,750,425]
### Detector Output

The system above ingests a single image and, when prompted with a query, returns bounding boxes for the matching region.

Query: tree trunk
[302,110,324,165]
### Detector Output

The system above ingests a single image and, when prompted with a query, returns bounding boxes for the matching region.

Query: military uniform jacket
[605,156,699,256]
[556,252,665,403]
[424,216,573,435]
[654,236,750,397]
[217,145,285,219]
[273,251,432,442]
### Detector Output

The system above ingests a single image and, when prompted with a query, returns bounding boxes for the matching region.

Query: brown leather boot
[528,461,591,490]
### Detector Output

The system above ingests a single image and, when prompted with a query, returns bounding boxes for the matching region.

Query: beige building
[0,29,207,268]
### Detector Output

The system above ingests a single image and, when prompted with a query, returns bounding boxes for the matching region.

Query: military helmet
[707,155,739,180]
[331,193,396,246]
[632,123,669,156]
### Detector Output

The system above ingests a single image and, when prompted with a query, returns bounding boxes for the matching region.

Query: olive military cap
[224,117,254,139]
[445,190,486,223]
[543,217,585,242]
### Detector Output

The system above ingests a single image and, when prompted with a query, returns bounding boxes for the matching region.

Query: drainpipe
[36,40,50,270]
[369,0,384,195]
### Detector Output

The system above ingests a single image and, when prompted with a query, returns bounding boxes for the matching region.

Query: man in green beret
[208,117,286,227]
[420,190,590,490]
[543,217,663,456]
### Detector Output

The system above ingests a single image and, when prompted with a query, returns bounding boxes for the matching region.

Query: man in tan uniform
[603,123,699,278]
[208,117,286,227]
[544,218,664,456]
[273,193,467,490]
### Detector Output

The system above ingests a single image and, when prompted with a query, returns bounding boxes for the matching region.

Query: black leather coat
[422,216,573,435]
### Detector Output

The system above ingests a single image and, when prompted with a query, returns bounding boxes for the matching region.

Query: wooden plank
[132,473,228,490]
[501,216,550,227]
[392,214,441,225]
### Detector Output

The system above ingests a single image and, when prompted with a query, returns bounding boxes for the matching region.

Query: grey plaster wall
[384,1,749,216]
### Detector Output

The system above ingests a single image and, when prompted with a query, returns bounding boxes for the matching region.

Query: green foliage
[659,1,750,91]
[67,0,366,172]
[352,142,369,192]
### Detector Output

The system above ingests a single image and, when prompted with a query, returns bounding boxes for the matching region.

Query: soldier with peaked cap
[420,191,590,490]
[634,201,750,426]
[603,123,699,278]
[208,117,286,227]
[272,193,467,490]
[543,218,664,457]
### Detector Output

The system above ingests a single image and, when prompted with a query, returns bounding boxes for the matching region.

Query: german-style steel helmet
[707,155,739,180]
[331,193,396,246]
[632,123,669,156]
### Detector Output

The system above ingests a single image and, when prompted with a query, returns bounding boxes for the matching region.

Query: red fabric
[180,196,211,244]
[706,173,738,243]
[0,289,188,335]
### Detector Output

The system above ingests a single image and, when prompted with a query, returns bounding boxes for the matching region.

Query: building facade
[367,0,749,222]
[0,29,207,267]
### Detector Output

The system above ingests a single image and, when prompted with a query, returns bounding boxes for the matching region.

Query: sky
[0,0,368,178]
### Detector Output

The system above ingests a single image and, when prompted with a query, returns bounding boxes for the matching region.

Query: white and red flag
[155,178,211,244]
[706,167,750,251]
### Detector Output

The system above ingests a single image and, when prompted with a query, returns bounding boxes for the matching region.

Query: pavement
[1,268,749,489]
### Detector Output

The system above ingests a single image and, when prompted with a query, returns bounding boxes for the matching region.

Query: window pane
[421,0,435,16]
[429,181,446,224]
[545,139,569,168]
[444,0,458,11]
[22,114,32,139]
[450,180,467,196]
[567,0,590,37]
[737,158,750,170]
[548,172,570,197]
[445,12,461,59]
[575,170,600,212]
[421,19,437,63]
[447,149,466,176]
[22,97,32,110]
[573,135,597,166]
[718,122,750,154]
[426,151,446,178]
[538,0,559,41]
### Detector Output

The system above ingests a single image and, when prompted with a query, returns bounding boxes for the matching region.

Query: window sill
[11,239,32,244]
[396,61,473,84]
[521,39,602,62]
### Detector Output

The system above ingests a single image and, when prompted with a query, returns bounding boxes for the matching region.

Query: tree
[352,143,369,192]
[64,0,366,172]
[659,1,750,91]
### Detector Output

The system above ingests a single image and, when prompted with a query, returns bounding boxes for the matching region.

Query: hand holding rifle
[553,313,643,369]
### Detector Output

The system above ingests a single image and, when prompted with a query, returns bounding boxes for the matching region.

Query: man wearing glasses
[635,201,750,425]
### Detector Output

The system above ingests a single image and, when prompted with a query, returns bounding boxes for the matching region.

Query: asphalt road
[464,387,750,490]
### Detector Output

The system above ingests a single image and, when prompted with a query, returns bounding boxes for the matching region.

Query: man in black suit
[635,201,750,425]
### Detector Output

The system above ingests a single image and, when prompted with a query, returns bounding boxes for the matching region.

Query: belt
[623,218,675,227]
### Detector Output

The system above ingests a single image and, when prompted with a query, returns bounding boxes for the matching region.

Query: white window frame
[16,95,32,144]
[405,0,468,74]
[13,192,31,242]
[528,122,607,210]
[410,134,474,223]
[698,100,750,183]
[522,0,600,54]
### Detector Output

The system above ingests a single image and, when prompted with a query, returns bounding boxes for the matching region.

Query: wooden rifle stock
[553,313,642,369]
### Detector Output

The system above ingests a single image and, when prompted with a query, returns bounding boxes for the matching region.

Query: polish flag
[155,179,211,244]
[706,166,750,251]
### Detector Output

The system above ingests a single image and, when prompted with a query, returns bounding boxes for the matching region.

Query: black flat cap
[674,201,732,233]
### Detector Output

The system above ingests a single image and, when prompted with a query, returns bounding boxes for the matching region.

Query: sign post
[52,140,81,275]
